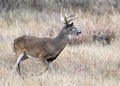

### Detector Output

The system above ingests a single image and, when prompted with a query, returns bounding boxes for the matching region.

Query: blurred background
[0,0,120,45]
[0,0,120,14]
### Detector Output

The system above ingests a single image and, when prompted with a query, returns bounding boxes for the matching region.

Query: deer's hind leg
[14,52,28,75]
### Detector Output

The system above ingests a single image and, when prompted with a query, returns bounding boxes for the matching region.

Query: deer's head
[60,8,81,40]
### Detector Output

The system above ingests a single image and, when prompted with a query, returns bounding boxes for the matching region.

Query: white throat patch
[68,35,72,40]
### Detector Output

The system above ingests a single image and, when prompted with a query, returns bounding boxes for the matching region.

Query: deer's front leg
[39,58,52,74]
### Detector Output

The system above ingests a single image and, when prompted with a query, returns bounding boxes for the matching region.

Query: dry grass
[0,9,120,86]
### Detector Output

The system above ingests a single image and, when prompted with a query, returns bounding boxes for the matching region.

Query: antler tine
[64,9,78,23]
[61,8,78,24]
[61,7,68,24]
[61,7,64,23]
[66,14,75,18]
[67,15,78,23]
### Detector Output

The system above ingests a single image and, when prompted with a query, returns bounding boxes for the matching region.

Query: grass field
[0,9,120,86]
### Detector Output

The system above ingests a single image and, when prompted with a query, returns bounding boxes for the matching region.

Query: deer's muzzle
[76,30,81,35]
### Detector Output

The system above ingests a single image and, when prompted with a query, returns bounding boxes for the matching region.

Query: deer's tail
[13,35,26,52]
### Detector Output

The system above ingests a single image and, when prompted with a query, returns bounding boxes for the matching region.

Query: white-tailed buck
[13,9,81,75]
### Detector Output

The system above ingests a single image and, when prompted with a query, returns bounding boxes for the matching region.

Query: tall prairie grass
[0,9,120,86]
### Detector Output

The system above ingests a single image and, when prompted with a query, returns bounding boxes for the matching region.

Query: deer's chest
[46,51,61,62]
[45,43,65,61]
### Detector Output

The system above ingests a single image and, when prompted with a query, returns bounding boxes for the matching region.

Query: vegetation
[0,1,120,86]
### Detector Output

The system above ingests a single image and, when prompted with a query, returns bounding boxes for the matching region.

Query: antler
[61,8,78,24]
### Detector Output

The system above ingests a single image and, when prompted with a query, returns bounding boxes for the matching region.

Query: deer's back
[14,35,54,57]
[14,35,40,51]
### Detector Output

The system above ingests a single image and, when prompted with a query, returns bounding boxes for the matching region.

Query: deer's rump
[13,35,38,52]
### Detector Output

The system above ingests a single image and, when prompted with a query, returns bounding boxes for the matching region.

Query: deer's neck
[53,30,69,51]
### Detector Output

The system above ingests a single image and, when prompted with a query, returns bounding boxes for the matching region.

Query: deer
[92,29,115,45]
[13,9,81,75]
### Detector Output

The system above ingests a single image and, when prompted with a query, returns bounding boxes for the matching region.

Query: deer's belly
[26,54,40,61]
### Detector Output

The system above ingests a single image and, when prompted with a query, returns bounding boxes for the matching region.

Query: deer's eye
[72,28,76,31]
[67,27,74,31]
[69,28,73,30]
[70,27,76,31]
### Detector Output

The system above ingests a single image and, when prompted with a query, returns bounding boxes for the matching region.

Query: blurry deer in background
[13,8,81,75]
[93,29,115,45]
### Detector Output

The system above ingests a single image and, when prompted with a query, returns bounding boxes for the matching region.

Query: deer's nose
[77,31,81,35]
